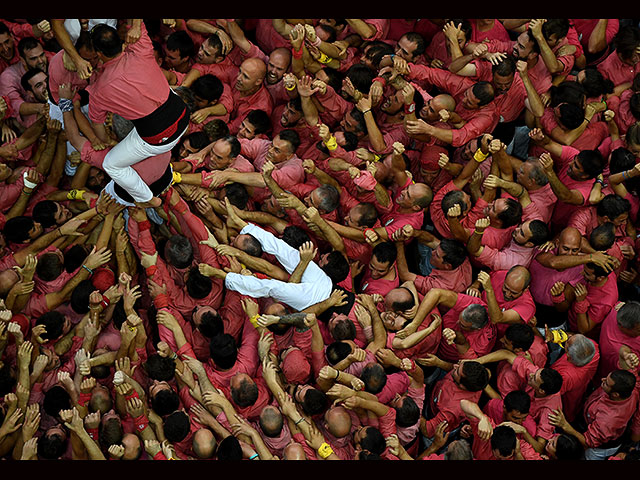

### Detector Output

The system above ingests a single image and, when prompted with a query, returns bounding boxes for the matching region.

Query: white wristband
[23,171,38,189]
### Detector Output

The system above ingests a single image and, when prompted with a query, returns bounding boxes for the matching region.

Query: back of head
[301,387,328,416]
[610,369,637,399]
[166,30,195,59]
[36,252,64,282]
[527,220,550,246]
[164,410,191,443]
[555,433,584,460]
[346,63,376,94]
[325,341,353,365]
[3,216,34,244]
[472,81,495,106]
[566,334,596,367]
[281,225,310,249]
[540,368,563,395]
[597,194,630,220]
[192,428,217,459]
[230,377,259,408]
[394,396,420,428]
[43,385,71,418]
[36,311,66,342]
[549,81,585,108]
[371,241,397,266]
[185,266,213,299]
[444,439,473,460]
[460,361,489,392]
[504,389,531,414]
[491,425,516,458]
[439,238,467,269]
[145,354,176,382]
[70,279,95,314]
[505,323,534,351]
[224,182,249,210]
[278,129,301,154]
[209,333,237,370]
[90,24,123,58]
[151,388,180,416]
[360,426,386,455]
[32,200,58,228]
[99,416,124,450]
[321,251,350,285]
[192,74,224,102]
[361,362,387,394]
[165,235,193,269]
[38,431,67,459]
[217,435,243,460]
[246,109,272,136]
[617,300,640,330]
[258,406,284,438]
[589,222,615,251]
[315,184,340,213]
[203,118,230,142]
[461,303,489,330]
[557,103,585,129]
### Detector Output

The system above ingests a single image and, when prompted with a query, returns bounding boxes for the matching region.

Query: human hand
[144,439,162,457]
[20,436,38,460]
[298,241,317,263]
[550,281,565,297]
[84,246,112,270]
[574,283,588,302]
[442,328,456,345]
[474,217,490,233]
[84,410,100,430]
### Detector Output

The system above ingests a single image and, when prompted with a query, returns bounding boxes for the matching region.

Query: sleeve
[235,317,260,377]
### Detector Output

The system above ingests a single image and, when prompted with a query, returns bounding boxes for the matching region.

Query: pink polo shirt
[598,50,640,87]
[528,184,557,224]
[471,20,511,43]
[192,56,239,86]
[529,250,584,306]
[598,308,640,381]
[86,23,170,123]
[425,371,482,437]
[47,49,88,104]
[496,335,548,397]
[483,269,536,337]
[413,258,473,296]
[553,338,600,422]
[360,264,399,296]
[583,382,639,448]
[483,397,537,438]
[380,177,425,239]
[567,273,618,336]
[512,356,563,440]
[438,293,496,362]
[476,238,538,271]
[229,84,273,134]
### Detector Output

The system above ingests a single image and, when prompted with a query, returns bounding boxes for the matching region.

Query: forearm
[5,188,34,220]
[288,259,310,284]
[363,113,386,152]
[345,19,376,39]
[395,242,417,282]
[588,20,609,53]
[483,288,504,324]
[521,74,545,117]
[534,35,563,74]
[467,231,484,256]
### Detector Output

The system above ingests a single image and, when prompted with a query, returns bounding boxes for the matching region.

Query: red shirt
[413,258,473,296]
[496,336,548,397]
[553,338,600,422]
[583,381,639,448]
[425,371,482,437]
[229,84,274,135]
[360,264,399,296]
[483,269,536,338]
[86,22,170,123]
[567,273,618,337]
[598,49,640,87]
[471,20,511,43]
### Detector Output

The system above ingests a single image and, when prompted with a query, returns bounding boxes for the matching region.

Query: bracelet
[172,171,182,184]
[249,453,259,460]
[291,46,303,59]
[623,170,629,180]
[82,264,93,275]
[475,229,485,235]
[58,98,74,113]
[361,109,372,115]
[170,352,178,361]
[317,442,334,459]
[324,136,338,151]
[373,76,387,88]
[585,117,591,123]
[473,149,490,163]
[249,314,260,328]
[294,417,306,426]
[317,52,333,64]
[335,370,340,380]
[551,291,566,303]
[22,172,38,189]
[284,83,296,91]
[67,189,85,200]
[100,295,110,309]
[372,153,382,162]
[22,188,32,195]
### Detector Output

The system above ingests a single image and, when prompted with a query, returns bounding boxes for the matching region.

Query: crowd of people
[0,17,640,461]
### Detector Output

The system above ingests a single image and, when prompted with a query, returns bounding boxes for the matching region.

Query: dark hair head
[354,202,378,228]
[576,149,605,178]
[542,19,570,41]
[64,244,89,273]
[32,200,59,228]
[230,377,259,408]
[36,311,66,342]
[238,234,262,258]
[348,107,367,134]
[364,42,394,69]
[278,129,301,154]
[70,279,95,314]
[402,32,426,57]
[43,385,71,417]
[300,387,328,416]
[99,416,123,450]
[217,435,243,460]
[444,439,474,460]
[330,317,356,341]
[371,241,397,266]
[394,396,420,428]
[345,63,376,94]
[504,389,531,414]
[0,22,10,36]
[151,388,180,416]
[359,426,386,455]
[555,433,584,460]
[617,300,640,330]
[245,109,271,135]
[325,341,353,365]
[166,30,195,59]
[3,215,35,243]
[38,432,67,459]
[361,363,387,394]
[144,354,176,382]
[165,235,193,269]
[198,311,224,338]
[209,333,237,370]
[527,220,550,246]
[224,182,249,210]
[315,184,340,213]
[185,266,212,299]
[597,194,630,220]
[180,131,210,153]
[90,24,123,58]
[491,425,517,458]
[459,361,489,391]
[282,225,310,249]
[460,303,488,329]
[471,81,495,106]
[439,238,467,269]
[192,74,224,102]
[609,147,637,174]
[492,54,517,77]
[441,190,468,215]
[322,251,350,285]
[589,222,616,251]
[20,67,46,93]
[17,36,40,58]
[202,118,230,142]
[505,323,535,351]
[614,25,640,62]
[164,411,191,442]
[556,102,585,129]
[539,368,563,395]
[36,252,64,282]
[610,369,637,399]
[496,198,523,228]
[580,68,614,97]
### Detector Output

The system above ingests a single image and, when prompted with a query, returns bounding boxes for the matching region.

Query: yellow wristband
[473,149,490,163]
[67,189,85,200]
[318,52,334,64]
[249,314,260,328]
[285,83,296,91]
[372,154,382,163]
[324,136,338,151]
[317,442,334,459]
[172,171,182,184]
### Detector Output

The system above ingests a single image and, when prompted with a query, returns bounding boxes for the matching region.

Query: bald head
[89,386,113,414]
[506,265,531,288]
[385,287,414,313]
[283,441,307,460]
[236,58,266,94]
[121,433,141,460]
[433,94,456,111]
[192,428,217,459]
[259,405,284,437]
[557,227,582,255]
[324,405,352,438]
